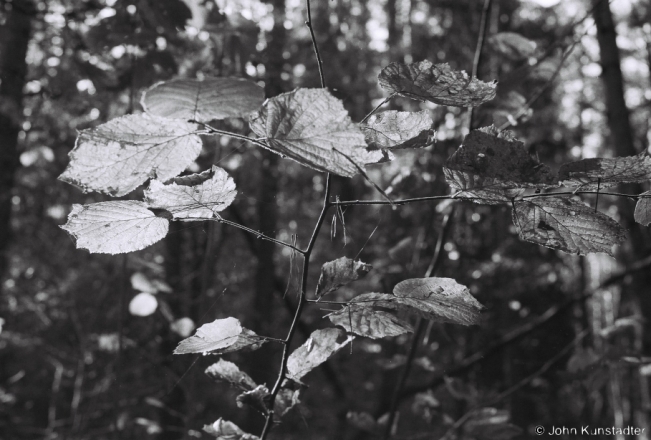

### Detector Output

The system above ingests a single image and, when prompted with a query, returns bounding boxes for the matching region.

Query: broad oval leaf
[378,60,496,107]
[558,154,651,189]
[205,359,257,391]
[203,418,259,440]
[145,166,237,220]
[634,191,651,226]
[286,328,354,381]
[142,77,264,122]
[444,126,556,203]
[59,114,202,196]
[327,307,413,339]
[488,32,536,61]
[175,317,264,355]
[61,201,169,254]
[393,278,484,326]
[249,88,380,177]
[361,110,435,150]
[315,257,372,299]
[512,197,626,256]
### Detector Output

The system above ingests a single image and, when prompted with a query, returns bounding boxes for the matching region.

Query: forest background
[2,0,651,439]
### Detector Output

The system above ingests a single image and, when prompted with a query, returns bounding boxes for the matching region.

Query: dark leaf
[463,408,522,440]
[287,328,354,381]
[236,385,270,415]
[347,411,383,433]
[204,359,257,391]
[315,257,372,299]
[559,154,651,189]
[361,110,435,150]
[378,60,496,107]
[327,306,413,339]
[275,380,301,417]
[512,197,626,255]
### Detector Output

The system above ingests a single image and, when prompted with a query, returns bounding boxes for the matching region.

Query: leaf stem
[305,0,326,88]
[197,122,269,149]
[360,93,397,124]
[215,218,304,254]
[260,174,332,439]
[467,0,492,132]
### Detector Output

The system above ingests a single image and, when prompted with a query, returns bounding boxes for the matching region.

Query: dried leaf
[558,154,651,189]
[145,166,237,220]
[174,317,265,355]
[60,201,169,254]
[392,278,484,326]
[142,77,264,122]
[634,191,651,226]
[378,60,496,107]
[488,32,536,61]
[361,110,435,150]
[203,418,259,440]
[286,328,354,381]
[236,385,270,414]
[249,88,380,177]
[59,114,202,196]
[205,359,257,391]
[327,306,413,339]
[512,197,626,256]
[315,257,372,299]
[444,127,556,204]
[275,381,301,417]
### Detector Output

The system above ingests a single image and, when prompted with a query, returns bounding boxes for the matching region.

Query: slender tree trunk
[0,0,33,280]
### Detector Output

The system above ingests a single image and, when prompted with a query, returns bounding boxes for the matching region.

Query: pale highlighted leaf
[286,328,354,381]
[203,418,259,440]
[249,88,380,177]
[205,359,257,391]
[142,77,264,122]
[61,201,169,254]
[145,166,237,220]
[327,307,413,339]
[444,126,555,203]
[129,292,158,317]
[174,317,265,355]
[378,61,496,107]
[361,110,435,150]
[59,114,202,196]
[512,197,625,256]
[558,154,651,189]
[316,257,372,299]
[488,32,537,61]
[634,191,651,226]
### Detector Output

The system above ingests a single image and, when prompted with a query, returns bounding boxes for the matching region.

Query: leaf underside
[249,88,382,177]
[512,197,626,256]
[558,154,651,189]
[378,60,496,107]
[360,110,435,150]
[59,113,202,196]
[315,257,372,299]
[142,77,265,122]
[286,328,354,381]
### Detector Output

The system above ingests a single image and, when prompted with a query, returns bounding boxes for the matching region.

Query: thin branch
[260,174,332,439]
[383,208,455,439]
[361,93,397,124]
[305,0,326,88]
[215,217,304,254]
[198,122,269,149]
[468,0,492,132]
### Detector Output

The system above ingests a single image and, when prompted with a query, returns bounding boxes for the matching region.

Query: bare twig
[215,217,304,254]
[198,122,270,149]
[468,0,492,132]
[304,0,326,88]
[361,92,397,124]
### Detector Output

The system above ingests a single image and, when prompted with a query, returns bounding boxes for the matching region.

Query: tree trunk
[0,0,33,280]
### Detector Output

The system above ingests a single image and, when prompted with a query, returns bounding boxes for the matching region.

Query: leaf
[444,127,556,204]
[203,418,259,440]
[634,191,651,226]
[488,32,537,61]
[60,201,169,254]
[142,77,265,122]
[59,114,202,196]
[392,278,484,326]
[558,154,651,189]
[205,359,257,391]
[129,292,158,317]
[174,317,265,355]
[145,166,237,220]
[512,197,626,256]
[286,328,354,381]
[275,380,301,417]
[360,110,435,150]
[248,88,380,177]
[347,412,383,433]
[378,60,496,107]
[236,385,270,414]
[327,306,413,339]
[315,257,372,299]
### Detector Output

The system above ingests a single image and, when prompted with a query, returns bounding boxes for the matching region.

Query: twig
[198,122,270,150]
[383,209,455,439]
[304,0,326,88]
[215,217,304,254]
[468,0,492,132]
[361,93,397,124]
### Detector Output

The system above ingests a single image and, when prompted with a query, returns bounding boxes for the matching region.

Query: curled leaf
[378,60,496,107]
[205,359,257,391]
[316,257,372,299]
[142,77,264,122]
[287,328,354,381]
[61,201,169,254]
[361,110,435,150]
[558,154,651,189]
[59,114,202,196]
[249,88,380,177]
[236,385,270,414]
[512,197,626,256]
